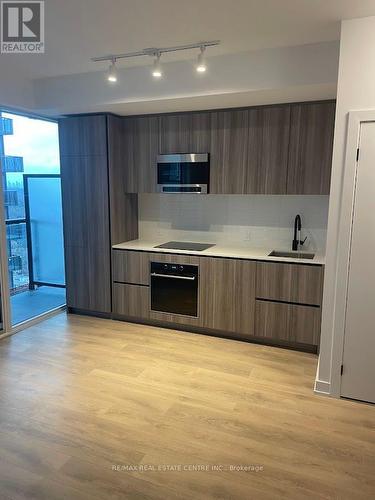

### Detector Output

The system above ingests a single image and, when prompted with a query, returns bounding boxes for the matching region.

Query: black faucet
[292,214,306,251]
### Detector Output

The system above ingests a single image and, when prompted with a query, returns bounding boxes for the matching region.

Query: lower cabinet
[112,283,149,319]
[110,250,323,350]
[200,257,256,336]
[255,299,321,347]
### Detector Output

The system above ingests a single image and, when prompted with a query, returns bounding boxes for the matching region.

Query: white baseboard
[314,378,332,395]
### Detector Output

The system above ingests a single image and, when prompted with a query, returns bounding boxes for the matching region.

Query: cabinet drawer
[255,300,321,346]
[113,283,149,318]
[112,250,150,285]
[256,262,323,306]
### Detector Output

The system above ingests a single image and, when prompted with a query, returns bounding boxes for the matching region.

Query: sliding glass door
[0,111,66,330]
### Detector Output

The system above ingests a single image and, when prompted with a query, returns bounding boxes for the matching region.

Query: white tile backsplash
[138,194,329,253]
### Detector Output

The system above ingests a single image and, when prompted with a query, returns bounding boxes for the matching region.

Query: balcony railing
[5,219,29,293]
[1,155,24,172]
[0,117,13,135]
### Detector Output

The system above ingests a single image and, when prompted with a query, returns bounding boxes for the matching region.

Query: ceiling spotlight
[152,53,163,78]
[196,46,207,73]
[107,59,117,83]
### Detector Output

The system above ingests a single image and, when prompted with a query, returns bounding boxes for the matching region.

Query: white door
[341,121,375,403]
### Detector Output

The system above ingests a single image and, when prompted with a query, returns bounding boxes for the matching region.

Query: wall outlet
[244,230,251,241]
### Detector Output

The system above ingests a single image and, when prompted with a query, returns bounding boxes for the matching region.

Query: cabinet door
[255,300,321,347]
[60,155,111,312]
[159,112,210,154]
[200,257,256,335]
[113,283,149,318]
[253,105,290,194]
[64,245,111,313]
[210,106,290,194]
[210,109,249,193]
[287,101,335,194]
[107,116,139,244]
[133,116,159,192]
[121,116,159,193]
[58,115,107,157]
[191,112,211,153]
[159,113,192,153]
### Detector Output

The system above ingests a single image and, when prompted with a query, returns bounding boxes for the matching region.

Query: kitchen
[60,101,332,353]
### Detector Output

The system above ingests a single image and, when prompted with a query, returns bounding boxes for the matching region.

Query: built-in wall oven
[156,153,209,193]
[150,262,198,317]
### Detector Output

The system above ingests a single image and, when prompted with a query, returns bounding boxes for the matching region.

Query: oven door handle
[151,273,196,281]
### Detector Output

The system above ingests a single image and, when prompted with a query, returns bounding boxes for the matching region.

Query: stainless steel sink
[269,250,315,260]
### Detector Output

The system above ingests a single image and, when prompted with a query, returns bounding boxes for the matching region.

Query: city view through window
[0,112,66,325]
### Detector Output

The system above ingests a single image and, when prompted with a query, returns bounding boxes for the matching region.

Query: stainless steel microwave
[156,153,209,193]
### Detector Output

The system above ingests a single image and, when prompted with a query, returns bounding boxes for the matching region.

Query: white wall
[316,16,375,396]
[0,59,35,111]
[139,194,329,253]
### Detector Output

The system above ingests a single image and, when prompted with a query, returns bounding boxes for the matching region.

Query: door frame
[328,110,375,397]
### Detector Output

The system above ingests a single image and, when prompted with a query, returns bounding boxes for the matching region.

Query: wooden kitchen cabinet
[287,101,335,194]
[159,112,210,154]
[210,105,290,194]
[119,115,159,193]
[58,115,108,157]
[60,114,138,314]
[111,100,334,195]
[112,283,149,318]
[255,299,321,347]
[59,115,112,314]
[210,109,249,194]
[60,153,112,313]
[255,105,290,194]
[200,257,256,336]
[112,250,150,285]
[256,261,324,306]
[109,249,324,351]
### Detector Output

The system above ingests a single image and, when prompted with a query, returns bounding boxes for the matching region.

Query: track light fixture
[152,52,162,78]
[107,58,117,83]
[196,46,206,73]
[92,40,220,83]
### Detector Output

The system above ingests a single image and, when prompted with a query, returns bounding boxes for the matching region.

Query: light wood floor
[0,313,374,500]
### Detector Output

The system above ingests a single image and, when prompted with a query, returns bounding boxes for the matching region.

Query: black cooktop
[154,241,215,251]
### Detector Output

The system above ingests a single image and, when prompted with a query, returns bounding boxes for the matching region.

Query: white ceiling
[1,0,375,115]
[4,0,375,79]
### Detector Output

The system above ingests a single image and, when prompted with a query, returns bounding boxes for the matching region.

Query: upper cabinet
[116,115,159,193]
[106,100,336,196]
[287,101,336,195]
[59,115,108,157]
[252,105,290,194]
[210,105,290,194]
[159,112,211,154]
[210,109,249,194]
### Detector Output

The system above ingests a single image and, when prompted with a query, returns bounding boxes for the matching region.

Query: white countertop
[113,239,325,265]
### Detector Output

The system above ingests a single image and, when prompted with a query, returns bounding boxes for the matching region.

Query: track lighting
[107,59,117,83]
[92,41,220,84]
[196,46,207,73]
[152,53,162,78]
